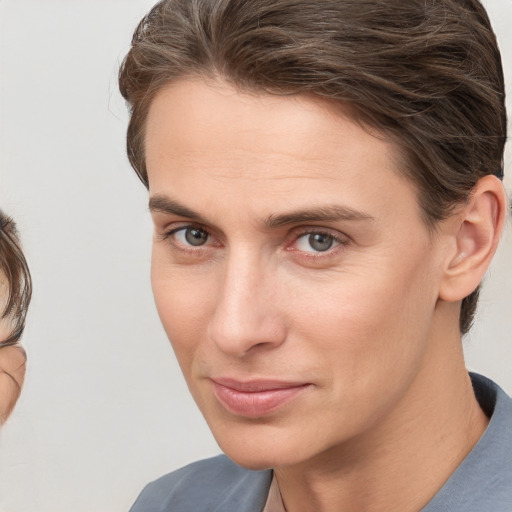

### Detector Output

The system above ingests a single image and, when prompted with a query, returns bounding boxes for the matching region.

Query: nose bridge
[208,247,285,355]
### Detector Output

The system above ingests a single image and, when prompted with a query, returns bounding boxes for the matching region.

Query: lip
[210,378,311,418]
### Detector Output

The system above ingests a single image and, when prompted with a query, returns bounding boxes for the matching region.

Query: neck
[275,305,488,512]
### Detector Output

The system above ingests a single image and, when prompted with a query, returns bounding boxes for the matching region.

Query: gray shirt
[129,373,512,512]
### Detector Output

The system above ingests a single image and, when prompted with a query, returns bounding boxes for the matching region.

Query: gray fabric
[129,373,511,511]
[129,456,271,512]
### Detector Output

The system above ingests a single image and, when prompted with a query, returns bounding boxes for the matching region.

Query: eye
[295,232,341,253]
[172,226,209,247]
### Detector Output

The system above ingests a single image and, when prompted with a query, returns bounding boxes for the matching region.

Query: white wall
[0,1,510,511]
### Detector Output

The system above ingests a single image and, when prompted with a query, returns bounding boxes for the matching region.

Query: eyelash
[160,224,216,254]
[289,229,349,260]
[160,224,349,260]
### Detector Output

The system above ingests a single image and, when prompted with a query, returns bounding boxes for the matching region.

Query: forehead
[144,79,422,223]
[146,79,386,164]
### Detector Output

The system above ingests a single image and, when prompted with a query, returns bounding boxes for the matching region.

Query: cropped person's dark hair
[0,211,32,347]
[118,0,507,335]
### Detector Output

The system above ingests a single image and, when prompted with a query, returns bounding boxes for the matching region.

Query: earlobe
[439,175,507,303]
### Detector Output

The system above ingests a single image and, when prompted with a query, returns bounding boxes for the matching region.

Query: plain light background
[0,1,510,511]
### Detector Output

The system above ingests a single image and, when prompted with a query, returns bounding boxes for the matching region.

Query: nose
[207,252,287,357]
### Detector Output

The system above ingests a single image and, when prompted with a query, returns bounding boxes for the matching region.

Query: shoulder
[129,454,272,512]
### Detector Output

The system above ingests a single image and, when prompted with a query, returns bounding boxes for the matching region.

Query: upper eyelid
[168,224,208,233]
[292,226,349,241]
[167,224,210,238]
[164,222,213,237]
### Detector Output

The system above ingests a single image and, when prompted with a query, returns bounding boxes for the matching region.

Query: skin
[0,278,26,423]
[0,313,26,423]
[0,230,28,423]
[0,346,26,423]
[145,79,504,512]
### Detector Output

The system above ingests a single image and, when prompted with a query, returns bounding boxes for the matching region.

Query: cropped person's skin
[119,1,511,511]
[0,343,26,423]
[0,211,31,423]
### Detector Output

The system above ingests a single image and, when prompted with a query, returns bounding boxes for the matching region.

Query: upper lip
[210,377,309,392]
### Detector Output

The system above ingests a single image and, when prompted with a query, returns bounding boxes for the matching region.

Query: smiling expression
[145,79,448,470]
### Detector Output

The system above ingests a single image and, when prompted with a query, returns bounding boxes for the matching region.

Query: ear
[439,175,508,303]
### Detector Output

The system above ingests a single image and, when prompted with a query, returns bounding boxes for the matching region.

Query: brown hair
[0,211,32,347]
[119,0,507,334]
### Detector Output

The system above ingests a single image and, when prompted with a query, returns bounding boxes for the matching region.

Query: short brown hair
[0,211,32,347]
[119,0,507,334]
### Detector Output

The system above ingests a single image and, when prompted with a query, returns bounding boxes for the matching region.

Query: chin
[226,453,275,471]
[221,446,293,471]
[212,425,311,471]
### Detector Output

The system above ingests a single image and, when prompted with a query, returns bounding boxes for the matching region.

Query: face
[0,283,26,423]
[145,79,447,470]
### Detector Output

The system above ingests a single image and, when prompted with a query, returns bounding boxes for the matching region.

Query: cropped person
[0,210,31,423]
[119,1,511,510]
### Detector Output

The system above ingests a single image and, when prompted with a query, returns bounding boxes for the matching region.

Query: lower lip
[211,381,310,418]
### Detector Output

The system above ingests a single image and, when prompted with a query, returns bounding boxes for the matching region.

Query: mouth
[210,378,311,418]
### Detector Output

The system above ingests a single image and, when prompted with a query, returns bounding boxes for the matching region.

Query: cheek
[275,267,436,439]
[286,253,438,384]
[151,253,215,367]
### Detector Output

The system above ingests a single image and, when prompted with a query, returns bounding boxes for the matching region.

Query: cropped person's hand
[0,345,26,423]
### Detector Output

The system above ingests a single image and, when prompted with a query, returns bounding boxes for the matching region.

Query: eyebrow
[149,194,374,228]
[149,195,209,224]
[266,206,374,228]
